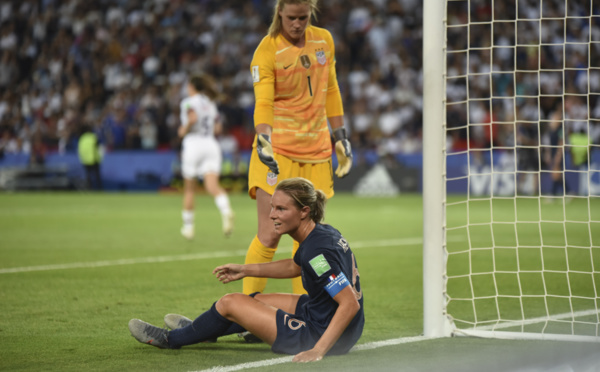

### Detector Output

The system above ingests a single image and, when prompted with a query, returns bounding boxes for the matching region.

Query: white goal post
[423,0,600,342]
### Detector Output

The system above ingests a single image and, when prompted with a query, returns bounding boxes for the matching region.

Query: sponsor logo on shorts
[267,171,277,186]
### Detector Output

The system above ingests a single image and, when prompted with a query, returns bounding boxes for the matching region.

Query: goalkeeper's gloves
[333,127,353,178]
[256,134,279,174]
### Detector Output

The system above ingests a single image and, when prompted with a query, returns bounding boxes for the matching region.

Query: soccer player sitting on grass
[128,177,364,362]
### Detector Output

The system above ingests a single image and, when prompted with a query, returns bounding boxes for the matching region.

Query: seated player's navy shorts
[271,294,360,355]
[270,295,318,355]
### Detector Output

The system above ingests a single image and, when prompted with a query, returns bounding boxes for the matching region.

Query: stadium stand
[0,0,423,164]
[3,1,595,191]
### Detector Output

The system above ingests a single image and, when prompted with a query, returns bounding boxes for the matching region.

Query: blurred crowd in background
[1,0,598,173]
[0,0,423,166]
[445,0,600,159]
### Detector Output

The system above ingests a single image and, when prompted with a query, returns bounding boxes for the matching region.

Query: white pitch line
[476,309,600,331]
[190,335,429,372]
[0,237,423,274]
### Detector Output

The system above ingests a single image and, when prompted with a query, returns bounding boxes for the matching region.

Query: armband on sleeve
[324,272,350,298]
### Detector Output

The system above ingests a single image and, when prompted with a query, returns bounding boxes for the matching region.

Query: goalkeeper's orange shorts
[247,148,334,199]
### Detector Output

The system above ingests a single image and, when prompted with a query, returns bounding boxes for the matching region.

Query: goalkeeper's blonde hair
[275,177,326,224]
[268,0,319,39]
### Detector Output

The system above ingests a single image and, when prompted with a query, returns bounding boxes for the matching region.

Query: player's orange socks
[242,235,277,294]
[291,240,307,294]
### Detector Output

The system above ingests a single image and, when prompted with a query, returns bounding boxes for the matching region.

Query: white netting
[444,0,600,340]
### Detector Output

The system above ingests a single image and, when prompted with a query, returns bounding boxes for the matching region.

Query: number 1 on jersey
[307,76,313,96]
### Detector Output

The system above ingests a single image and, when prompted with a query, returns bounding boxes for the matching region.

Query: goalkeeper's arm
[330,117,353,178]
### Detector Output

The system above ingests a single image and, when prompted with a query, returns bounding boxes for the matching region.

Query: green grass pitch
[0,192,597,371]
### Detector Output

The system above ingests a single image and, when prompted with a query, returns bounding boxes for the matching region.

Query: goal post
[423,0,600,342]
[423,0,453,338]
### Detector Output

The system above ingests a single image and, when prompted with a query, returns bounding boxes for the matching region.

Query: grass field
[445,196,600,336]
[0,192,598,372]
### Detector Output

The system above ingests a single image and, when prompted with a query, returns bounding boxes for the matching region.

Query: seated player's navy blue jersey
[293,223,364,354]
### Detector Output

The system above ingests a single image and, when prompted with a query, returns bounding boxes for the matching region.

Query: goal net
[427,0,600,341]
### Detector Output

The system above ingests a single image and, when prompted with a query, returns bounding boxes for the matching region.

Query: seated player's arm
[293,286,360,362]
[214,259,301,283]
[248,258,301,278]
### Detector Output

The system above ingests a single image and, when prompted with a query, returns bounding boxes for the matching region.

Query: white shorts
[181,135,222,179]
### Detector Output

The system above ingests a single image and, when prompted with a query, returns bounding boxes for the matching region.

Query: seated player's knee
[216,293,246,317]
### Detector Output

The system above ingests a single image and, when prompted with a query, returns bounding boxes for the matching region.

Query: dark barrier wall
[0,151,178,191]
[0,150,422,193]
[1,150,599,194]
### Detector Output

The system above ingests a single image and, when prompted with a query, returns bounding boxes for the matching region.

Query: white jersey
[179,93,223,178]
[179,93,219,137]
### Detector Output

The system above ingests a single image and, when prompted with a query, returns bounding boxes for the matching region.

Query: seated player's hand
[213,264,245,283]
[333,128,352,178]
[292,349,324,363]
[256,134,279,174]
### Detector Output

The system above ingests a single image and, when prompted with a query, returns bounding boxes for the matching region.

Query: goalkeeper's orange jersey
[251,25,344,162]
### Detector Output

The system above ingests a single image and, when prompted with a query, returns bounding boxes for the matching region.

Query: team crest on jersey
[267,171,277,186]
[337,237,349,252]
[300,55,311,69]
[316,50,326,65]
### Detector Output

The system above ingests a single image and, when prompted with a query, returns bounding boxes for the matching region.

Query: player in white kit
[179,74,234,239]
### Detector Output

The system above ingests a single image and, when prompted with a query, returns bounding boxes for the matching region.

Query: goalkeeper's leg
[243,236,277,294]
[243,188,281,294]
[291,240,307,294]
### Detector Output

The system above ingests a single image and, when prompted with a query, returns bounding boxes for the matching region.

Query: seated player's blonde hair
[275,177,326,223]
[268,0,319,39]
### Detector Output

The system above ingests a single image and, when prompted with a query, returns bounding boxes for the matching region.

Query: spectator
[77,124,103,190]
[568,126,592,196]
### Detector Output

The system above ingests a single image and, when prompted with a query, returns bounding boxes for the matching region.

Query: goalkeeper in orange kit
[245,0,353,296]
